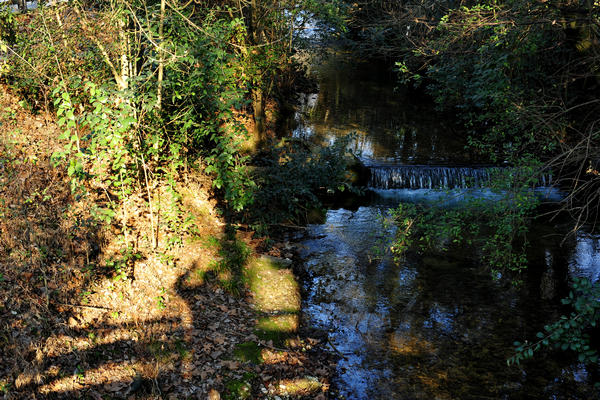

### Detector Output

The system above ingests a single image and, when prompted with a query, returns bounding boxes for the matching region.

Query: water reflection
[569,232,600,282]
[296,51,599,399]
[292,54,473,165]
[300,207,597,399]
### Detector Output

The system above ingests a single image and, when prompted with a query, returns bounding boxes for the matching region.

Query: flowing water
[293,53,600,399]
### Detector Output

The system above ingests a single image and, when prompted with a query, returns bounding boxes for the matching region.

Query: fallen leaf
[223,360,239,370]
[213,334,225,345]
[103,381,127,392]
[208,388,220,400]
[88,390,103,400]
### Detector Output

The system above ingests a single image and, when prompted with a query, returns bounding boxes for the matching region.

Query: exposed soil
[0,86,337,399]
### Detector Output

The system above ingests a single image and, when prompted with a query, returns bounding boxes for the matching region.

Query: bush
[248,135,358,228]
[390,163,543,274]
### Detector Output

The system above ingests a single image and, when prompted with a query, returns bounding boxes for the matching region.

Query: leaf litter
[0,86,338,399]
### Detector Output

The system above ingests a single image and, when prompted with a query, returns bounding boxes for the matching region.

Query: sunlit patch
[247,256,300,313]
[388,333,437,359]
[14,369,42,390]
[246,255,301,346]
[269,377,326,396]
[257,314,298,334]
[36,361,138,396]
[41,327,144,360]
[260,347,288,365]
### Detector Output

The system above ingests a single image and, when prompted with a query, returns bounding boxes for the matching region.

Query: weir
[367,165,497,189]
[366,164,553,190]
[295,53,597,400]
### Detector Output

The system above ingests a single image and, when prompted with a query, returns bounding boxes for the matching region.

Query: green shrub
[510,277,600,370]
[390,163,542,274]
[248,135,358,227]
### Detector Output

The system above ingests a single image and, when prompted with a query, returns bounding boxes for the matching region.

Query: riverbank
[0,85,337,399]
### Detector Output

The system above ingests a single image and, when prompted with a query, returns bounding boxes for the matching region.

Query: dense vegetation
[1,0,599,396]
[0,0,357,231]
[341,0,600,378]
[344,0,600,219]
[0,1,350,398]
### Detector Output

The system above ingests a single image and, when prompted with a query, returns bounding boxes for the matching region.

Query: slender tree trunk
[245,0,266,139]
[118,16,130,91]
[156,0,166,110]
[252,86,265,141]
[74,5,128,91]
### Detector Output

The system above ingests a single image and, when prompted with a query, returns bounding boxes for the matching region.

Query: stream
[293,53,600,399]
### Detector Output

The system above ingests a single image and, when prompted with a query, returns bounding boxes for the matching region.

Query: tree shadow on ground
[0,95,336,399]
[3,214,333,399]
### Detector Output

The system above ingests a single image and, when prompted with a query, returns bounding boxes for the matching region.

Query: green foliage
[224,372,257,400]
[3,0,355,230]
[106,246,141,281]
[390,164,542,274]
[206,227,252,294]
[0,5,16,50]
[509,277,600,368]
[0,6,16,76]
[2,5,112,104]
[249,135,358,227]
[1,3,252,218]
[155,287,167,311]
[340,0,446,60]
[51,78,137,196]
[0,379,10,394]
[380,0,600,170]
[417,2,566,163]
[233,342,263,364]
[158,11,255,211]
[342,0,600,384]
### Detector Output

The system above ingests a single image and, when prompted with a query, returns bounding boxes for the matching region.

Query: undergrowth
[247,135,359,231]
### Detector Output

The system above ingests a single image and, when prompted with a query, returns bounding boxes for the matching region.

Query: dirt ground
[0,86,337,399]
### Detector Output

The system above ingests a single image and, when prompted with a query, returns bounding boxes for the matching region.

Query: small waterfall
[368,165,498,190]
[367,165,553,190]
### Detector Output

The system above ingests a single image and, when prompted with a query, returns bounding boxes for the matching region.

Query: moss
[174,339,191,360]
[246,257,300,313]
[147,340,171,362]
[246,256,300,345]
[224,378,253,400]
[255,314,298,345]
[233,342,263,364]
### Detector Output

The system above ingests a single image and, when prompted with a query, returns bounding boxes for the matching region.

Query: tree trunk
[252,86,265,142]
[156,0,166,110]
[243,0,266,140]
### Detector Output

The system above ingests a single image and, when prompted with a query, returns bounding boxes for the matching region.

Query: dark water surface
[295,53,599,399]
[292,55,474,166]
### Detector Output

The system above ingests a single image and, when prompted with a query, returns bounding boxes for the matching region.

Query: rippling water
[294,53,599,399]
[299,206,598,399]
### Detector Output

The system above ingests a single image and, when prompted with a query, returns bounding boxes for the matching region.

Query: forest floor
[0,86,337,399]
